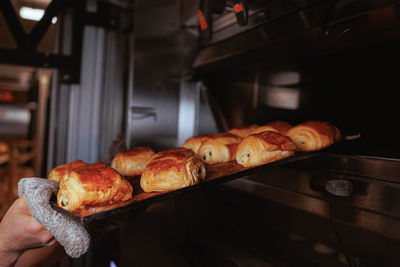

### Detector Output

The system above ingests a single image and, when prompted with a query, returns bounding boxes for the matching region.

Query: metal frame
[0,0,131,84]
[0,0,85,83]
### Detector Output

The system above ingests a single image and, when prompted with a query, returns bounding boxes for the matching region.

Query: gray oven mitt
[18,178,90,258]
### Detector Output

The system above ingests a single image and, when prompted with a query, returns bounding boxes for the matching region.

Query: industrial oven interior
[1,0,400,267]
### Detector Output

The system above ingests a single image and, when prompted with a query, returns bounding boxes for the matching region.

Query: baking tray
[48,138,358,234]
[71,146,348,231]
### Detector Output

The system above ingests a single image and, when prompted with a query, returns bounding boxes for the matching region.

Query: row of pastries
[48,120,341,214]
[183,120,340,167]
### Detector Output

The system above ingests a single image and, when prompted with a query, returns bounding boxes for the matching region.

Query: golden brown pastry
[0,142,9,153]
[48,160,87,181]
[111,147,155,176]
[252,121,293,135]
[227,124,259,138]
[62,162,107,175]
[86,162,108,168]
[236,131,296,167]
[57,165,133,212]
[182,133,216,154]
[286,120,341,151]
[198,133,242,164]
[140,148,206,192]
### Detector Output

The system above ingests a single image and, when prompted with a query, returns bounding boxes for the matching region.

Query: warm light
[19,7,44,21]
[19,7,57,24]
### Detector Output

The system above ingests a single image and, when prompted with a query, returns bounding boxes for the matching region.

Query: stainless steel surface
[232,153,400,219]
[332,201,400,241]
[207,0,323,46]
[194,0,400,71]
[218,152,400,265]
[224,177,330,218]
[126,0,200,150]
[326,174,400,219]
[291,154,400,184]
[217,178,342,255]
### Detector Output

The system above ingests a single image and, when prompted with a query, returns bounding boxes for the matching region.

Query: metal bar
[0,0,27,49]
[46,69,59,174]
[125,31,135,149]
[29,0,69,49]
[69,0,85,84]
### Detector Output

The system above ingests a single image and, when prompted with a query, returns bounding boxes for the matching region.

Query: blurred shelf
[0,102,37,110]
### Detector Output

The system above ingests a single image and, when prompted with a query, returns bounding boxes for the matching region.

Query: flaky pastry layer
[111,146,155,176]
[236,131,296,167]
[140,148,206,192]
[57,165,132,212]
[286,120,341,151]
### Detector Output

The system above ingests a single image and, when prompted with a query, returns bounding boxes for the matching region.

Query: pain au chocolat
[286,120,341,151]
[227,124,259,138]
[48,159,87,181]
[111,146,155,176]
[57,164,133,212]
[251,121,293,135]
[182,133,216,154]
[140,148,206,192]
[236,131,297,167]
[198,133,242,164]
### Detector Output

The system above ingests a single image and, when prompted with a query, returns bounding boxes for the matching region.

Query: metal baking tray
[70,142,353,232]
[44,137,359,235]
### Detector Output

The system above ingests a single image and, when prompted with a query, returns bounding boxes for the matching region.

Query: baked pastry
[140,148,206,192]
[252,121,293,135]
[111,147,155,176]
[236,131,297,167]
[228,124,259,138]
[198,133,242,164]
[57,165,133,212]
[78,162,107,169]
[286,120,341,151]
[48,160,87,181]
[63,161,107,173]
[182,133,216,154]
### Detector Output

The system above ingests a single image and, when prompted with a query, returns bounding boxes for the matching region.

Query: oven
[71,1,399,266]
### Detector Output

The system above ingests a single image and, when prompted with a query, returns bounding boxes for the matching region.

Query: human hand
[0,196,55,267]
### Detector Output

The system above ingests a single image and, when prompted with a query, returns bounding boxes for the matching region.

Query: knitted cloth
[18,178,90,258]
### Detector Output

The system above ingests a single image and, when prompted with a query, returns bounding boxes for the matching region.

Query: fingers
[16,196,56,248]
[12,195,28,211]
[25,215,55,247]
[14,195,32,216]
[42,237,57,247]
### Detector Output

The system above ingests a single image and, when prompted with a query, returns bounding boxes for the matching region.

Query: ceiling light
[19,7,57,24]
[20,7,44,21]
